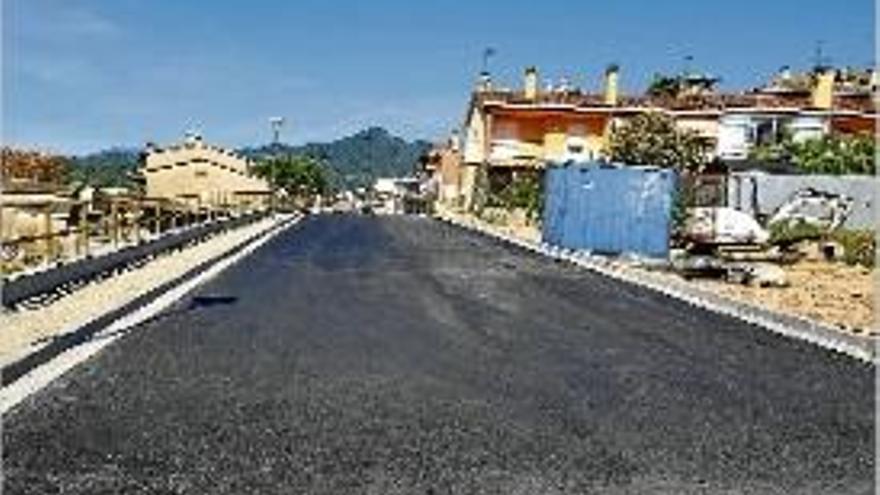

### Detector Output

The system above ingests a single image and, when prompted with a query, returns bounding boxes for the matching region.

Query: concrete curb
[0,214,302,415]
[439,215,876,364]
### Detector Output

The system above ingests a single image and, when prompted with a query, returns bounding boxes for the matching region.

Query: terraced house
[461,66,621,203]
[140,133,272,210]
[459,64,875,205]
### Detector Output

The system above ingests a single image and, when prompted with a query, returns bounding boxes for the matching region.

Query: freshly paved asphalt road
[4,215,875,494]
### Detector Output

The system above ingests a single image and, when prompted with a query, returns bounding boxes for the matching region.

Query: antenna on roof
[482,47,496,75]
[812,40,832,71]
[184,121,203,142]
[269,116,285,145]
[682,54,695,76]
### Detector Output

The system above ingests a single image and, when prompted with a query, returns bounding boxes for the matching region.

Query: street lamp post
[268,117,286,213]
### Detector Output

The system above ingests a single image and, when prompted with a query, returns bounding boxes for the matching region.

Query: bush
[749,133,875,175]
[486,171,543,221]
[831,229,875,268]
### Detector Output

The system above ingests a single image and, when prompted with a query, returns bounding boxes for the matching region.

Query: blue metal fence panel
[542,165,565,245]
[542,162,675,258]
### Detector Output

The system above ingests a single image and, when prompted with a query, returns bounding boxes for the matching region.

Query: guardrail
[1,212,268,308]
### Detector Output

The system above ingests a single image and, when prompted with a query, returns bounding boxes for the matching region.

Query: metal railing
[1,201,270,308]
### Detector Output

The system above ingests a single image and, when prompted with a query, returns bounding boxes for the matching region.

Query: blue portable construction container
[542,162,676,258]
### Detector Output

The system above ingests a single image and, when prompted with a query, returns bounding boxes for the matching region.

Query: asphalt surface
[4,215,875,494]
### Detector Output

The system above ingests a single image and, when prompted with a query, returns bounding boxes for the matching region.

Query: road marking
[0,215,299,415]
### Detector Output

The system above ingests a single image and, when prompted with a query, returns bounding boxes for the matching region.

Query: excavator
[675,188,854,284]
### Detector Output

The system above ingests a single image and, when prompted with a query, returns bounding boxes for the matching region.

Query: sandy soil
[694,261,875,334]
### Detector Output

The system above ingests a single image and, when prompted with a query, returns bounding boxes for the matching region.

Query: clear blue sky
[2,0,873,154]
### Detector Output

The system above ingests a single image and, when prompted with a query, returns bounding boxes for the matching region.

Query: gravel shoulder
[0,215,285,368]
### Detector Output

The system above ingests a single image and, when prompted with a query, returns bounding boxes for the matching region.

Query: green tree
[254,154,329,199]
[646,74,681,98]
[789,134,875,175]
[749,132,875,175]
[605,112,710,172]
[488,171,543,221]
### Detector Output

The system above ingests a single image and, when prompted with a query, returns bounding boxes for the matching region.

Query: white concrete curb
[0,214,301,415]
[440,216,876,364]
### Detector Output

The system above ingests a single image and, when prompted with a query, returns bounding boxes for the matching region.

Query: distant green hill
[67,127,430,190]
[241,127,431,189]
[66,148,142,188]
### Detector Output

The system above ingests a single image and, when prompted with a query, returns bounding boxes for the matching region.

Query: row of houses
[423,64,875,211]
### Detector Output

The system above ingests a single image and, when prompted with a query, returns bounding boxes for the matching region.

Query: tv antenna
[269,116,285,145]
[481,47,496,74]
[682,54,695,76]
[812,40,832,71]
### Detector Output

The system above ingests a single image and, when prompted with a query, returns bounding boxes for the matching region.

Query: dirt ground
[694,260,875,335]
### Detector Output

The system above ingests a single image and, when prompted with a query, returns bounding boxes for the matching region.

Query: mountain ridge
[67,127,430,189]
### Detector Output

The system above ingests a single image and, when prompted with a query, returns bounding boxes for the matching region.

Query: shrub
[831,229,875,268]
[749,133,875,175]
[485,171,543,221]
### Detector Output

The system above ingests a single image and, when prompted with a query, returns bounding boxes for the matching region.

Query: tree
[1,147,68,185]
[749,132,875,175]
[789,134,874,175]
[646,74,681,98]
[254,154,329,199]
[605,112,710,171]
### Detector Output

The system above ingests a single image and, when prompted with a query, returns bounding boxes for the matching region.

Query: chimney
[449,129,460,152]
[604,64,620,105]
[524,66,538,100]
[477,71,492,92]
[812,68,835,109]
[778,65,792,81]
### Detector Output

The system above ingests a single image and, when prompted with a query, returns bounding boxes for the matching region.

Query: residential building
[420,133,465,210]
[715,67,875,160]
[458,63,875,208]
[140,133,272,209]
[462,66,620,198]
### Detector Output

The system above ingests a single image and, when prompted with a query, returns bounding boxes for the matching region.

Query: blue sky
[2,0,873,154]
